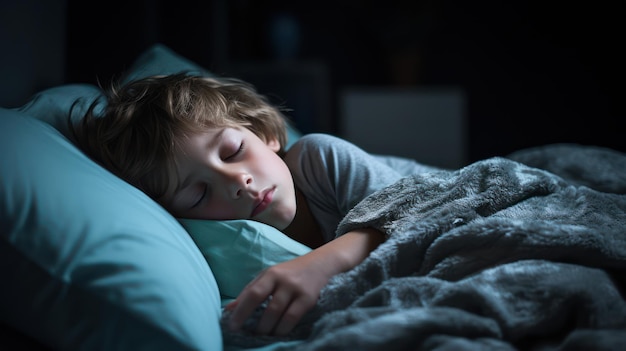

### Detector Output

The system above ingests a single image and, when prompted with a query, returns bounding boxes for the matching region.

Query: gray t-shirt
[283,133,440,242]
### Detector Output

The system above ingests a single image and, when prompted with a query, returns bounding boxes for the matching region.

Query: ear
[266,137,281,153]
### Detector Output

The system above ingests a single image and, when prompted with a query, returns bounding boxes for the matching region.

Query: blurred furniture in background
[341,87,466,169]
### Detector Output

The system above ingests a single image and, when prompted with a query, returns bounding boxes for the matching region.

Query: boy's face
[159,127,297,230]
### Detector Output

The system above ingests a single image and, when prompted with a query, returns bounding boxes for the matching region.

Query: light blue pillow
[0,109,222,350]
[179,219,312,301]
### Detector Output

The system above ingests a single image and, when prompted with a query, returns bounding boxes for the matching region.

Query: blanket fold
[223,144,626,350]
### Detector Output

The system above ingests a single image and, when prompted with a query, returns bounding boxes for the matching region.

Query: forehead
[178,128,226,155]
[160,128,225,195]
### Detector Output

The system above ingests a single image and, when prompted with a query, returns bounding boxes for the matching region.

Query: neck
[283,188,324,249]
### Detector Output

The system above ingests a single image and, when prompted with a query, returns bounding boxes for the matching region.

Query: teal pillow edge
[122,44,214,83]
[179,219,311,299]
[14,83,101,139]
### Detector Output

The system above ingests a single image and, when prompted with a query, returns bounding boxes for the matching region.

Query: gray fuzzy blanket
[224,144,626,351]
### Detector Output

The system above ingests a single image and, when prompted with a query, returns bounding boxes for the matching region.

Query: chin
[276,213,296,231]
[274,219,292,231]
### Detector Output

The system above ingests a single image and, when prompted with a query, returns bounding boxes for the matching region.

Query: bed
[2,44,625,351]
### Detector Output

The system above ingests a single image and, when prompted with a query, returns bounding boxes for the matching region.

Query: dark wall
[0,1,66,108]
[59,1,626,162]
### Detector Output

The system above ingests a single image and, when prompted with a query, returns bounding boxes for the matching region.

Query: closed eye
[225,141,245,161]
[191,185,207,208]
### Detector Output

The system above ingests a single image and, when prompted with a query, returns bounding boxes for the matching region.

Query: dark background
[2,0,624,164]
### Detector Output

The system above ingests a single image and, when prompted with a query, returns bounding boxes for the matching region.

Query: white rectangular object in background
[340,88,467,169]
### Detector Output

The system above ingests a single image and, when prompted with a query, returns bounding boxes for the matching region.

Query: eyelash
[225,141,245,161]
[192,185,207,208]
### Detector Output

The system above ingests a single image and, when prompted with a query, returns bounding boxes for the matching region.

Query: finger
[256,290,295,335]
[224,299,238,311]
[228,277,276,331]
[273,295,315,336]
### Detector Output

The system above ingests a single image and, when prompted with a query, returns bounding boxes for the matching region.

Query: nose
[223,171,252,199]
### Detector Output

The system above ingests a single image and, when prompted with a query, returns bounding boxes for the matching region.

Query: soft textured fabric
[223,144,626,350]
[0,110,223,350]
[284,133,442,242]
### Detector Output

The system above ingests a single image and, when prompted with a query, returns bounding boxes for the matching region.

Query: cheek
[200,200,239,220]
[264,152,291,177]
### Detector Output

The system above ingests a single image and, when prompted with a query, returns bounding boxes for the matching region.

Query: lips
[251,188,274,218]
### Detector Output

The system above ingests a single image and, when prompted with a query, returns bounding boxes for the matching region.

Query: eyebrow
[173,128,227,195]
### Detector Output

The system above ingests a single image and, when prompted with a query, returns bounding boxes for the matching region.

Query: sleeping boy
[72,73,417,335]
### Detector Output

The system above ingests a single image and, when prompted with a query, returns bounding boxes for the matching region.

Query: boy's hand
[225,253,332,335]
[225,228,385,336]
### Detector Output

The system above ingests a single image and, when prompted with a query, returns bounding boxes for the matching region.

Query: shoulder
[284,133,365,184]
[285,133,359,161]
[283,133,378,188]
[284,133,363,170]
[283,134,336,175]
[287,133,349,150]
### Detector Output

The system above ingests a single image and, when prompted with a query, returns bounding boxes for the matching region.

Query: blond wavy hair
[72,73,289,201]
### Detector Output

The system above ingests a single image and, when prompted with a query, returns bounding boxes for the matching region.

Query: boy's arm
[225,227,384,336]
